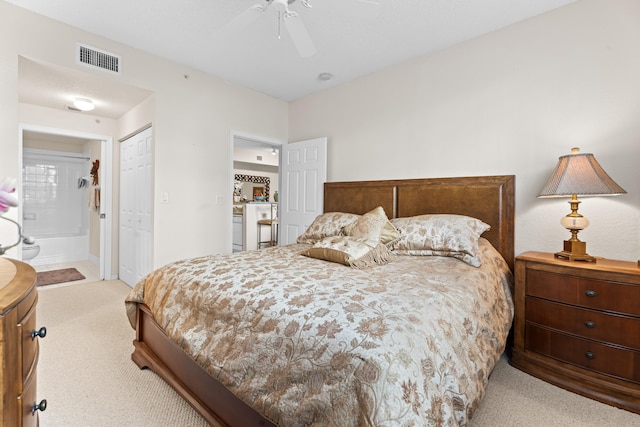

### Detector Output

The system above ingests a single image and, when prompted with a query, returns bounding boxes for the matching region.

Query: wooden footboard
[132,304,275,427]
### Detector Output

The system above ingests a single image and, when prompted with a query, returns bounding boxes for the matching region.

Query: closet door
[119,127,153,287]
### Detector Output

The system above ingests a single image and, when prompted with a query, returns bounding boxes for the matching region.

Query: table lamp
[538,147,626,262]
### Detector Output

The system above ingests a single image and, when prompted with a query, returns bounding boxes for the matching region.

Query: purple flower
[0,178,18,215]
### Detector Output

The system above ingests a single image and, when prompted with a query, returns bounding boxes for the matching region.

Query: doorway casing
[18,123,113,280]
[230,130,283,251]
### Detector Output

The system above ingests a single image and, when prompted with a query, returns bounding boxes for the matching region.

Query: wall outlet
[23,212,36,220]
[216,195,223,205]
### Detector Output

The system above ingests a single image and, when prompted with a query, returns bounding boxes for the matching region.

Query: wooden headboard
[324,175,515,271]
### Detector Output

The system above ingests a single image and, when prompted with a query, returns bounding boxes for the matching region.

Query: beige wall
[1,2,288,271]
[290,0,640,261]
[3,0,639,270]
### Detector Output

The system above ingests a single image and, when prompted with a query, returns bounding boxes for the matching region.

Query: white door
[279,137,327,245]
[119,127,153,287]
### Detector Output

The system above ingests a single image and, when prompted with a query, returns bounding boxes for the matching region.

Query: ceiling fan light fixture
[72,97,95,111]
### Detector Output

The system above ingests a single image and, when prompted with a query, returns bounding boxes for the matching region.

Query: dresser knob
[32,399,47,413]
[585,351,596,360]
[31,326,47,340]
[585,290,597,297]
[585,321,596,329]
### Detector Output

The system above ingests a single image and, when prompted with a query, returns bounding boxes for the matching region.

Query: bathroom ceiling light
[72,97,95,111]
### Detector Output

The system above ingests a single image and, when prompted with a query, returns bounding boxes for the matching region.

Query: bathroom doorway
[18,124,113,281]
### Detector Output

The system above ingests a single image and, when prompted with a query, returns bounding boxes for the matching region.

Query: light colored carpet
[36,280,640,427]
[37,280,208,427]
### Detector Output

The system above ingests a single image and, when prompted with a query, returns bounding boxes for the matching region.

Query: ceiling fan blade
[218,3,264,36]
[284,15,317,58]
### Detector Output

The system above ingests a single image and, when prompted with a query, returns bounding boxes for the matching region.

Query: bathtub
[27,234,89,266]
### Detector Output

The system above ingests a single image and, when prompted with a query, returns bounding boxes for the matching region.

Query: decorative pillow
[296,212,360,244]
[390,214,490,267]
[341,210,388,246]
[302,236,393,268]
[343,206,401,245]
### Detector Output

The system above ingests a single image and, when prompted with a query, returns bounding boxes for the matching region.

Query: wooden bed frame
[131,175,515,426]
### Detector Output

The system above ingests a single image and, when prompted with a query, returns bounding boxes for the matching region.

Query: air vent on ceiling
[76,43,121,74]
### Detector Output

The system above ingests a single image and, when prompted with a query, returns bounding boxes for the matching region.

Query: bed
[125,175,515,426]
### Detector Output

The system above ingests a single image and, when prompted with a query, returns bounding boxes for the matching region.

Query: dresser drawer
[19,300,40,383]
[527,269,640,316]
[525,323,640,384]
[16,288,37,322]
[526,297,640,350]
[19,370,39,427]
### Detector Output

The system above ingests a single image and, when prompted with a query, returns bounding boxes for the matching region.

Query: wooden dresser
[0,257,47,427]
[511,251,640,413]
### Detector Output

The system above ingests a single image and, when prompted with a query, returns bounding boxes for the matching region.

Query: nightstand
[510,252,640,414]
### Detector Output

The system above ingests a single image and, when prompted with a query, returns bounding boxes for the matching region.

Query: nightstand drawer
[526,297,640,350]
[527,269,640,316]
[19,302,39,383]
[19,370,39,427]
[525,323,640,383]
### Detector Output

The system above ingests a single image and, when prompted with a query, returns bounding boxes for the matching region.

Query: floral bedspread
[125,239,513,426]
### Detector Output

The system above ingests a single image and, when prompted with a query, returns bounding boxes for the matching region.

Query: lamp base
[554,239,596,262]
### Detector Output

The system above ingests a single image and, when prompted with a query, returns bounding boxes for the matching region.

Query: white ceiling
[18,56,154,120]
[9,0,576,111]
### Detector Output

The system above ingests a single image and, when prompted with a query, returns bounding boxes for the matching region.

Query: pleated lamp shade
[538,147,626,262]
[539,148,626,197]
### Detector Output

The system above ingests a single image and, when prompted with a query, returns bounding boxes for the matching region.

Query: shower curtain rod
[51,154,90,160]
[24,150,91,161]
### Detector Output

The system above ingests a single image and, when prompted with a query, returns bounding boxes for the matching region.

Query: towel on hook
[89,185,100,211]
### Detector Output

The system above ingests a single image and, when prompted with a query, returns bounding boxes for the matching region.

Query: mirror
[234,174,270,201]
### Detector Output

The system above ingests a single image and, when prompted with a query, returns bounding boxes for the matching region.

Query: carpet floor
[36,280,640,427]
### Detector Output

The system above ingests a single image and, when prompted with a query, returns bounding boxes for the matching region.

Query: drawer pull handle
[585,321,596,329]
[585,351,596,360]
[32,399,47,414]
[31,326,47,340]
[585,290,597,297]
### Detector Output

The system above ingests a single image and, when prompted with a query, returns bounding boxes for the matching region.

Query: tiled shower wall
[22,149,89,238]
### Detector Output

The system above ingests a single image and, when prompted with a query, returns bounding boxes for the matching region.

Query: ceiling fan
[223,0,380,58]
